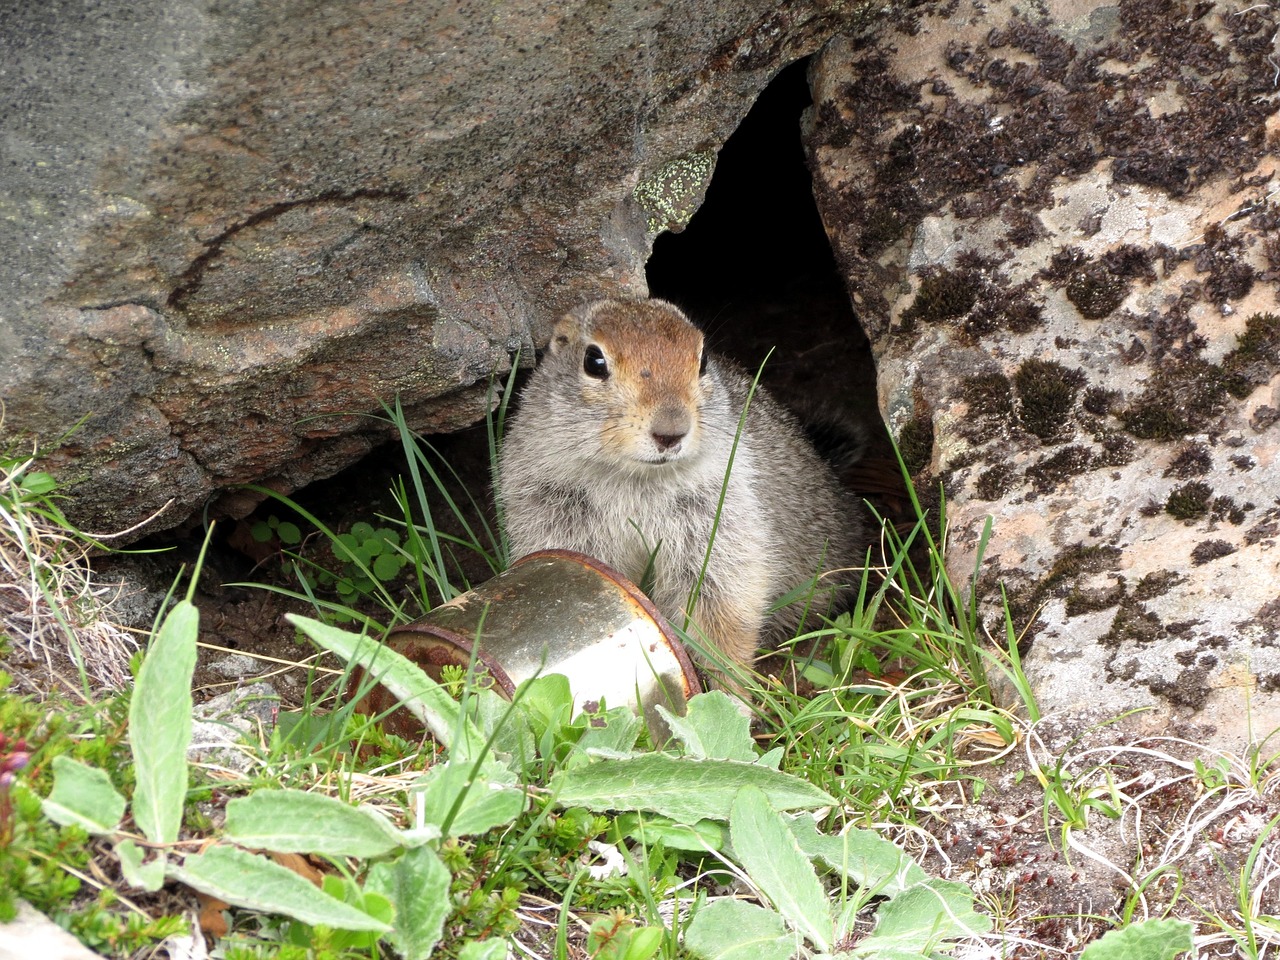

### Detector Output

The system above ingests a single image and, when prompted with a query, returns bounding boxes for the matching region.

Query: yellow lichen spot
[632,151,716,234]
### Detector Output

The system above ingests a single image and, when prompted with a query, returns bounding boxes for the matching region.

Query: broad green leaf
[1080,918,1193,960]
[42,755,126,834]
[551,753,835,822]
[287,614,484,758]
[131,599,198,845]
[575,705,644,758]
[457,939,510,960]
[851,879,990,956]
[730,786,832,951]
[19,471,57,496]
[313,875,394,950]
[757,746,784,770]
[615,813,727,852]
[170,846,392,933]
[116,839,166,891]
[470,688,536,766]
[224,789,405,858]
[372,552,401,580]
[366,846,451,960]
[414,759,526,838]
[683,898,795,960]
[788,815,927,895]
[516,674,575,742]
[657,691,756,761]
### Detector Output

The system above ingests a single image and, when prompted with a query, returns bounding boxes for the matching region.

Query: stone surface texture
[1,0,871,535]
[805,0,1280,747]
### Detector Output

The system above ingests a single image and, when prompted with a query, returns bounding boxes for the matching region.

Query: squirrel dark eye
[583,344,610,380]
[698,349,708,376]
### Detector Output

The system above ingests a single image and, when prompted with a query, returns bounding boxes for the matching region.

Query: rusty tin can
[365,549,702,741]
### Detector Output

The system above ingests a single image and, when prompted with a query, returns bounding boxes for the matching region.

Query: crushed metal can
[355,549,702,743]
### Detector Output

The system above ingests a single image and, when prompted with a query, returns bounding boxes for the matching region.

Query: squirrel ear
[549,313,579,355]
[550,301,600,355]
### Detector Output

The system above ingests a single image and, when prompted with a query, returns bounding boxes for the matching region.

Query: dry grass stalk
[0,442,138,691]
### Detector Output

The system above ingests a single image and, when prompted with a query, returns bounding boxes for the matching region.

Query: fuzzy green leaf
[171,846,392,933]
[287,614,485,758]
[683,898,795,960]
[365,846,452,960]
[415,759,526,838]
[457,940,510,960]
[1080,918,1193,960]
[276,521,302,545]
[658,691,756,761]
[224,789,405,858]
[551,753,835,822]
[130,599,198,845]
[470,688,536,764]
[730,786,832,950]
[42,756,126,834]
[850,879,990,956]
[788,815,927,895]
[116,839,166,891]
[615,813,727,852]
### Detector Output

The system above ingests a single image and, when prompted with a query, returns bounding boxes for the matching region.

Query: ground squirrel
[498,298,866,669]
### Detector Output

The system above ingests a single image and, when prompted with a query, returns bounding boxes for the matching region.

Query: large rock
[805,0,1280,748]
[0,0,872,535]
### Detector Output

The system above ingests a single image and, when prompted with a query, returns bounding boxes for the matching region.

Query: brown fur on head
[550,299,710,464]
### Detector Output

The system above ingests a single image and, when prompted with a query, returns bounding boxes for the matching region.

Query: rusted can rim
[387,548,702,698]
[510,548,702,692]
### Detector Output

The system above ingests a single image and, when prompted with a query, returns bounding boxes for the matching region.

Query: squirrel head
[547,299,711,467]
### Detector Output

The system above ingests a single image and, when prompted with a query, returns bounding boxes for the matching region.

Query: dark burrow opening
[84,57,894,697]
[646,57,883,441]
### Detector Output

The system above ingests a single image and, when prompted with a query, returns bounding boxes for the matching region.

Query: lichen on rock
[632,150,718,234]
[805,0,1280,751]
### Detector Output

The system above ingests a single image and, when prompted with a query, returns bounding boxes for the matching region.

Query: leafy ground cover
[2,404,1277,960]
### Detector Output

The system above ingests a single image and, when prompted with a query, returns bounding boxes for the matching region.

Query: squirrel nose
[651,405,692,452]
[652,431,686,452]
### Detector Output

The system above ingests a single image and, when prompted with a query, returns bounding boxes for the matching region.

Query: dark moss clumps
[1083,387,1121,416]
[896,415,934,477]
[1148,666,1212,709]
[1211,496,1249,526]
[1164,481,1213,522]
[1065,578,1126,617]
[1133,569,1182,600]
[1191,539,1236,565]
[1197,224,1256,305]
[1013,358,1086,441]
[1102,598,1164,645]
[1026,445,1094,494]
[959,372,1014,443]
[1118,358,1234,440]
[899,267,980,330]
[1045,246,1153,320]
[974,462,1017,501]
[1164,442,1212,478]
[1066,260,1132,319]
[1222,313,1280,394]
[1003,543,1125,636]
[961,372,1015,416]
[1095,432,1137,467]
[1042,544,1123,594]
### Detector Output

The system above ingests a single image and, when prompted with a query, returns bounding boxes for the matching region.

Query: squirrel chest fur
[498,298,863,669]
